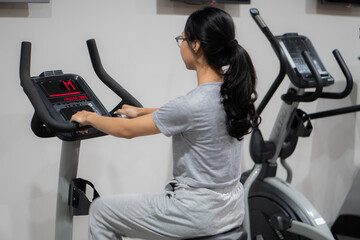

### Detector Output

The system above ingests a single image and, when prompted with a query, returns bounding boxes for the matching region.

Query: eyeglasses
[175,35,187,48]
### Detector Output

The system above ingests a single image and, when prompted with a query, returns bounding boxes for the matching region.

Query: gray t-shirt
[152,82,243,189]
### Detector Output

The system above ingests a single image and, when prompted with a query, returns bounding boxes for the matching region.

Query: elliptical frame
[242,8,353,240]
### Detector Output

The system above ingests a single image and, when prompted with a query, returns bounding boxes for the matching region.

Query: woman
[71,7,258,240]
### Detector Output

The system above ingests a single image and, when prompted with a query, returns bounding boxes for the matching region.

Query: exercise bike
[19,39,143,240]
[19,39,248,240]
[241,8,354,240]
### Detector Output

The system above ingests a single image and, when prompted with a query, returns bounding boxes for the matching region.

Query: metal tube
[309,105,360,120]
[55,140,81,240]
[280,158,293,183]
[243,164,263,240]
[288,220,334,240]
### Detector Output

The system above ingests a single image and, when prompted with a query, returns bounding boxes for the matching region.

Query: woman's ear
[192,40,201,53]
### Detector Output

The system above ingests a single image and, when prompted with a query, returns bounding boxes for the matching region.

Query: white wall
[0,0,359,239]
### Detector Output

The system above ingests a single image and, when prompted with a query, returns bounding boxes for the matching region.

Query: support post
[55,140,81,240]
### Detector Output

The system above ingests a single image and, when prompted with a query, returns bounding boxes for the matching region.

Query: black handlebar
[20,41,79,132]
[86,39,143,113]
[320,49,353,99]
[250,8,288,115]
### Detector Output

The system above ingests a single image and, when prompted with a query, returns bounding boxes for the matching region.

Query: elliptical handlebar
[251,8,324,106]
[20,41,79,133]
[320,49,353,99]
[250,9,323,109]
[250,8,287,116]
[249,8,281,59]
[86,39,143,114]
[250,8,353,109]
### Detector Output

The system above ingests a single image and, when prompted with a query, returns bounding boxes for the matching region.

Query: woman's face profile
[180,32,197,70]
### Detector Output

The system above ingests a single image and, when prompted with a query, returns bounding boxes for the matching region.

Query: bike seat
[185,226,247,240]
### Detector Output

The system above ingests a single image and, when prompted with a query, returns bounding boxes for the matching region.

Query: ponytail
[221,43,259,140]
[185,7,259,140]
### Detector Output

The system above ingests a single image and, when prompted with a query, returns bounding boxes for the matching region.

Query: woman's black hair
[185,7,259,140]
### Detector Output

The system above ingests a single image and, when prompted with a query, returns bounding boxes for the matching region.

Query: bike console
[20,40,142,141]
[30,71,110,141]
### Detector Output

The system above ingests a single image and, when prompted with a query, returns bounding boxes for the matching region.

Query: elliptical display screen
[280,38,328,76]
[276,33,334,88]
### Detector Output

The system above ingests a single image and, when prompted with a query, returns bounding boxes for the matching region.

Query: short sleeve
[152,96,193,137]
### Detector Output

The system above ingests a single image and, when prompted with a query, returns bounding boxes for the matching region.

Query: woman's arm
[70,110,160,139]
[115,104,158,118]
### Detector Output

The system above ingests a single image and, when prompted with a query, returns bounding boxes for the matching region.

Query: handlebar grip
[86,39,143,108]
[249,8,259,16]
[320,49,353,99]
[20,41,31,87]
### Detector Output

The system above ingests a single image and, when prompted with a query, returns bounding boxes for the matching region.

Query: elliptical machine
[19,39,143,240]
[241,9,354,240]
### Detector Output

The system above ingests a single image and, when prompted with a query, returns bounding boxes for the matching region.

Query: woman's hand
[114,104,141,118]
[69,107,160,138]
[70,110,97,127]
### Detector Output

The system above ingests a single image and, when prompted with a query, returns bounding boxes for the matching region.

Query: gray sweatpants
[88,180,244,240]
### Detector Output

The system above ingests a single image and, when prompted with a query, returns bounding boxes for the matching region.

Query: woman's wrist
[135,107,143,117]
[136,107,157,117]
[85,111,98,126]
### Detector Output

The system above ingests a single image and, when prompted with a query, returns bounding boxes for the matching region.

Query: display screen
[281,38,327,75]
[321,0,360,6]
[40,79,87,103]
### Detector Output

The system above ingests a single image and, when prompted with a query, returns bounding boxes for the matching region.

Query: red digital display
[41,79,87,103]
[49,80,80,97]
[63,95,88,101]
